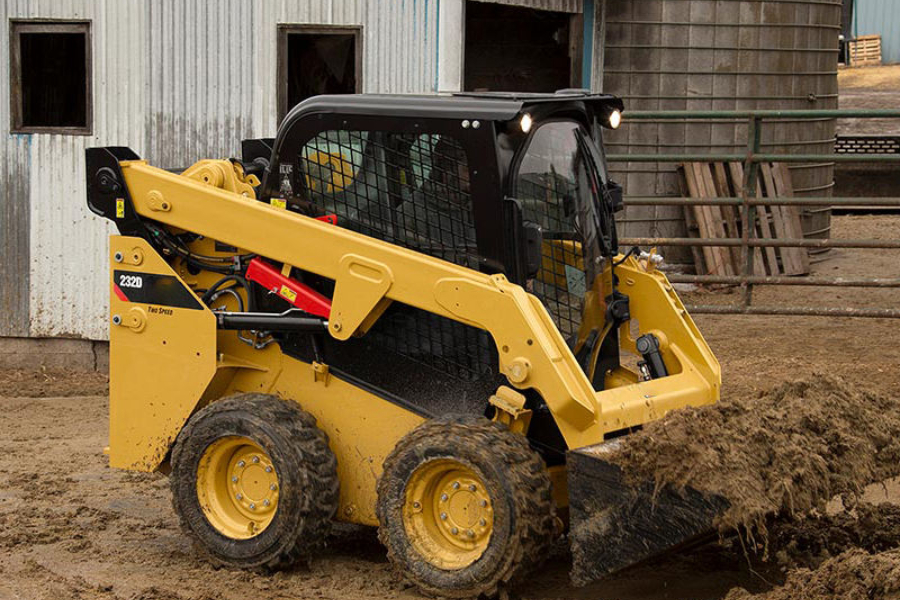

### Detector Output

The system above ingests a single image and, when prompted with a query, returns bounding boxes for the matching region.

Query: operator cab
[241,92,626,427]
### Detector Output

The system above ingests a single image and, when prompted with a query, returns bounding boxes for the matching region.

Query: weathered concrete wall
[0,337,109,372]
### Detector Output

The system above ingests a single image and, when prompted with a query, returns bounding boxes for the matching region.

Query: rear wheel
[376,416,556,598]
[170,393,339,569]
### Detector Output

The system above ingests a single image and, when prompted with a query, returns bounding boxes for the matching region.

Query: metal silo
[600,0,841,264]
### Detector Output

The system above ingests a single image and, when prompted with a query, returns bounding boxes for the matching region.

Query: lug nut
[440,512,448,521]
[249,503,256,510]
[231,476,238,483]
[467,530,475,538]
[451,527,459,535]
[480,500,488,507]
[252,456,260,464]
[440,493,448,502]
[270,483,277,491]
[237,460,245,468]
[263,499,270,507]
[413,501,421,509]
[469,484,477,492]
[452,482,460,490]
[265,466,272,473]
[479,518,487,526]
[236,493,243,500]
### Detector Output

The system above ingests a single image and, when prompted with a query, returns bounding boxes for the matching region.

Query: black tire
[376,415,556,598]
[170,393,339,569]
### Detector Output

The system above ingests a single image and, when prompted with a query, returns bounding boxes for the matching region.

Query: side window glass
[514,121,592,340]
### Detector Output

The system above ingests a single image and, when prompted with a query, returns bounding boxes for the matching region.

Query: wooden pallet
[849,35,882,67]
[678,162,810,278]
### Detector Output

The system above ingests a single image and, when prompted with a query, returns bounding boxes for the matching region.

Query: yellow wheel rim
[196,436,279,539]
[403,459,494,570]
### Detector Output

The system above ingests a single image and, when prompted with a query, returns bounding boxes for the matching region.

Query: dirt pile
[610,375,900,538]
[725,549,900,600]
[0,368,108,397]
[770,503,900,570]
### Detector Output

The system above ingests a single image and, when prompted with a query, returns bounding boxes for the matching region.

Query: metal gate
[607,109,900,319]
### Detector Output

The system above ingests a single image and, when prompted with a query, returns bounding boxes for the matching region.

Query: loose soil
[770,503,900,569]
[724,549,900,600]
[838,64,900,135]
[606,375,900,540]
[1,214,899,600]
[0,368,108,398]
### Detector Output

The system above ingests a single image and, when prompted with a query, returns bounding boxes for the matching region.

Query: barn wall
[1,0,440,340]
[853,0,900,64]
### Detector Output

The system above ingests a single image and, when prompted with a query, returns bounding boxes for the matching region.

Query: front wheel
[376,416,556,598]
[170,393,339,569]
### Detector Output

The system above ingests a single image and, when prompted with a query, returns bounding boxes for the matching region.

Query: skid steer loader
[86,91,720,597]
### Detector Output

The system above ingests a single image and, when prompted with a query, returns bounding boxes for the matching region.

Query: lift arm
[113,159,718,449]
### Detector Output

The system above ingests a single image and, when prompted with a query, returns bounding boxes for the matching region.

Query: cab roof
[281,91,624,127]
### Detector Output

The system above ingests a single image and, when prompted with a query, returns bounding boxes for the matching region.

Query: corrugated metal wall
[0,0,441,340]
[479,0,583,12]
[853,0,900,64]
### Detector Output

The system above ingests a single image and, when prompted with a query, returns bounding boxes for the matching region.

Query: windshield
[513,120,609,350]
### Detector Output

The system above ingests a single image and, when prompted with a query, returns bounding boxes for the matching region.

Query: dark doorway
[278,26,361,121]
[464,2,580,93]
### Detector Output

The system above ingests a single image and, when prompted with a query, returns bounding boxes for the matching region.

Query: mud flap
[567,440,729,586]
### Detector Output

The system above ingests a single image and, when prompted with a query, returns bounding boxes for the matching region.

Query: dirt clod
[771,503,900,570]
[725,549,900,600]
[610,375,900,542]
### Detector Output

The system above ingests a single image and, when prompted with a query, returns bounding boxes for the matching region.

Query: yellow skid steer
[86,92,720,597]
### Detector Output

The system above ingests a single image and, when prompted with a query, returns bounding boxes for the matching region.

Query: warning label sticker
[565,265,586,298]
[279,285,298,303]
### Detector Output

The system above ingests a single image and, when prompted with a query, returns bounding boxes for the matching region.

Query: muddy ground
[837,64,900,135]
[1,214,899,600]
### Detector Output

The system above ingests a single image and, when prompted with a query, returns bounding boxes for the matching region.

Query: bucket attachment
[567,440,729,586]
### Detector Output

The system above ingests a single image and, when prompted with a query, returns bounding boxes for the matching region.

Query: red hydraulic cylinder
[245,258,332,319]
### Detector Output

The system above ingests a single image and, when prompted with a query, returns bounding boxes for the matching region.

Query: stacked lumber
[678,162,809,277]
[849,35,882,67]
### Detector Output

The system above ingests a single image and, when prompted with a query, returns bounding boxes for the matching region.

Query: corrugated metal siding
[0,0,30,337]
[854,0,900,64]
[1,0,441,340]
[2,0,143,340]
[476,0,583,13]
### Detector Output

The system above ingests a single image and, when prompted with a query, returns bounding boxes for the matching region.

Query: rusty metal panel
[1,0,145,340]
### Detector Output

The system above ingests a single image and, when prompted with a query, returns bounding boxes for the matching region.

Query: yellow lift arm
[117,159,720,450]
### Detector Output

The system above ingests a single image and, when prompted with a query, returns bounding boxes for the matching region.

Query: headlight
[608,109,622,129]
[520,113,533,133]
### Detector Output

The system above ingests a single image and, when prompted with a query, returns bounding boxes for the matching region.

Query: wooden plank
[683,163,729,276]
[728,162,772,276]
[697,163,735,275]
[712,162,744,271]
[760,164,806,275]
[677,165,708,274]
[772,163,810,273]
[754,176,782,276]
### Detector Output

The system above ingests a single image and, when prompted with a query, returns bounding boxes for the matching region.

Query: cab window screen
[298,130,492,381]
[299,130,478,269]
